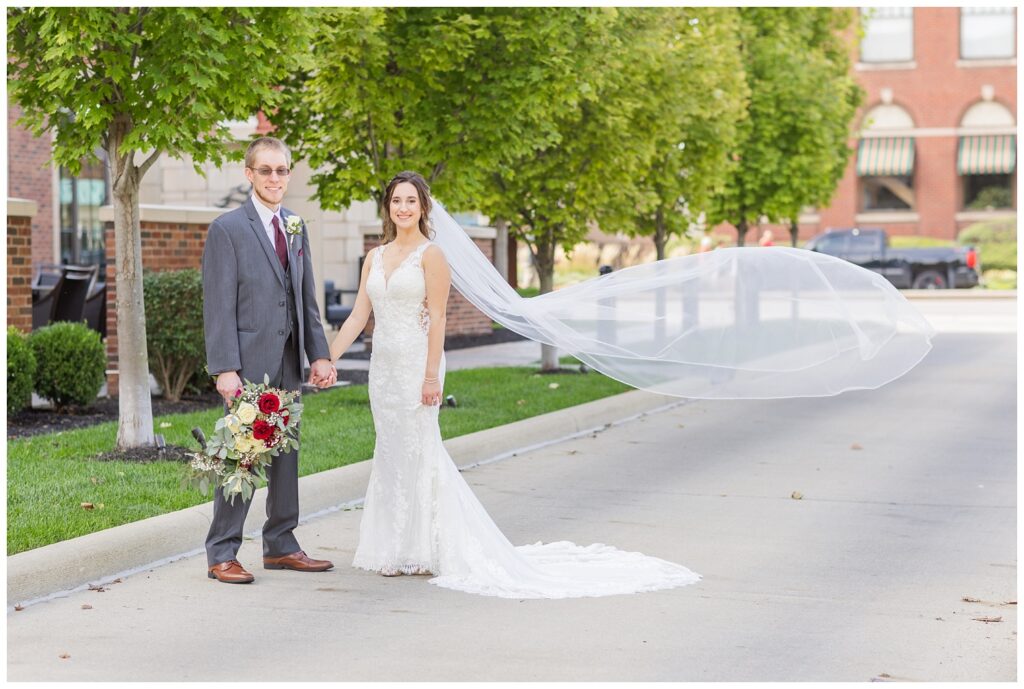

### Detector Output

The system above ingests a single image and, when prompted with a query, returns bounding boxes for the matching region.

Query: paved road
[7,307,1016,681]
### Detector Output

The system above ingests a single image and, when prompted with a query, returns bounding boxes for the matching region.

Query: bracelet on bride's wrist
[424,376,439,384]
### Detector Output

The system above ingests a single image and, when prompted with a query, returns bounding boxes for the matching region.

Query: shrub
[30,322,106,410]
[7,326,37,416]
[958,219,1017,272]
[143,269,206,402]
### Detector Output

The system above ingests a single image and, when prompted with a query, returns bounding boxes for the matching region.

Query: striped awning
[856,137,915,177]
[958,135,1016,175]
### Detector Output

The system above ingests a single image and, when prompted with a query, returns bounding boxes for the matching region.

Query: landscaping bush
[30,322,106,410]
[958,219,1017,272]
[143,269,207,402]
[7,326,37,416]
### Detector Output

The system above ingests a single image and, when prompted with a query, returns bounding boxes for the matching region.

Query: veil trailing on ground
[429,201,935,399]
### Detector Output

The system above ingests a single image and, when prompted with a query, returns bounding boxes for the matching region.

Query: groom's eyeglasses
[247,166,291,177]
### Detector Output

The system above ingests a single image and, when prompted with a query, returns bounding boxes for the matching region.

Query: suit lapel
[244,198,286,287]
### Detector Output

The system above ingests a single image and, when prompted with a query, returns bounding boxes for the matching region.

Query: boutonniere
[283,215,304,249]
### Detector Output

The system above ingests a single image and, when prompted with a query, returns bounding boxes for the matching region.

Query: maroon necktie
[271,215,288,269]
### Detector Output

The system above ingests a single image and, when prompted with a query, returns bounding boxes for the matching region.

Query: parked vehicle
[804,227,979,289]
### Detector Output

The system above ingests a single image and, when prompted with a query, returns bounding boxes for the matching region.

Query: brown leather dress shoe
[263,550,334,572]
[208,560,255,584]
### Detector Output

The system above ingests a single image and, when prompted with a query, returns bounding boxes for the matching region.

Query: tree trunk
[789,219,799,248]
[736,218,749,247]
[654,207,667,260]
[535,232,559,372]
[108,126,155,449]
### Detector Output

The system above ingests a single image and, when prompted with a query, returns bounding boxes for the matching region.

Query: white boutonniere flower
[284,215,304,248]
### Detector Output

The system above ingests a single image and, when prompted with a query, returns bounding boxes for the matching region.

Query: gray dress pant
[205,333,303,566]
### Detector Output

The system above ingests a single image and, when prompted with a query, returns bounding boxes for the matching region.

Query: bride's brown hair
[381,171,433,243]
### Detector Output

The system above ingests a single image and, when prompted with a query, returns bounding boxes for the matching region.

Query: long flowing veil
[429,201,935,399]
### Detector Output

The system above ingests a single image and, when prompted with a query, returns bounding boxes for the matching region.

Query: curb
[7,389,678,607]
[903,289,1016,299]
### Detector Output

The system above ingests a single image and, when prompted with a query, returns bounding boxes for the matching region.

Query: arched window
[857,104,916,212]
[958,101,1016,210]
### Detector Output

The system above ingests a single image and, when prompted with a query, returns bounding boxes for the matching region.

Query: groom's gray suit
[201,196,330,566]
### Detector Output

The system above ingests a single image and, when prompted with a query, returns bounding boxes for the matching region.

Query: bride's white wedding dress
[351,240,700,598]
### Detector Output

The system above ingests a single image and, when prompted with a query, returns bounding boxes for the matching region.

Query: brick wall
[362,233,495,340]
[7,105,55,267]
[102,216,209,396]
[7,202,37,332]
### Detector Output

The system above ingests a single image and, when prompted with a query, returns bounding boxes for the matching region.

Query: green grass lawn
[7,365,630,554]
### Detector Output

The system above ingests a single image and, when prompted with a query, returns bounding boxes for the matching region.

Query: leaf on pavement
[962,596,982,603]
[87,584,107,593]
[850,443,863,450]
[972,615,1002,623]
[59,654,70,660]
[790,491,804,500]
[81,604,92,610]
[14,605,23,611]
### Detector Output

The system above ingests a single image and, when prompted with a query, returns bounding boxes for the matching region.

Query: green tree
[710,8,863,247]
[274,7,596,213]
[8,7,314,447]
[616,8,748,259]
[476,8,666,370]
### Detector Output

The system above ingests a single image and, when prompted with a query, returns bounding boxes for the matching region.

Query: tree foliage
[273,7,598,212]
[709,8,863,246]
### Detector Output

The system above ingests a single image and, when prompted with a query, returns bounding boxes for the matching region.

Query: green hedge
[30,322,106,410]
[143,269,206,402]
[7,327,36,416]
[958,219,1016,272]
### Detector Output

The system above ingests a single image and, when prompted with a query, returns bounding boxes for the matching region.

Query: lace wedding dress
[351,240,701,598]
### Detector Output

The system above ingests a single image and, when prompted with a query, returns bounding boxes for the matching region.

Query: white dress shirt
[251,193,285,249]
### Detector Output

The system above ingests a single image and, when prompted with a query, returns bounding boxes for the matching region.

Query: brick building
[787,6,1017,241]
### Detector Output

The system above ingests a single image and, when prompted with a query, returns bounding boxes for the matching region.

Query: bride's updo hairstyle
[381,171,433,243]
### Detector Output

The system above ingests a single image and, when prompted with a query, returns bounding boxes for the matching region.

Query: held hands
[421,377,442,406]
[216,371,243,405]
[309,358,337,389]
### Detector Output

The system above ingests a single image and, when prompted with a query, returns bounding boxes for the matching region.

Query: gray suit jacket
[202,197,331,384]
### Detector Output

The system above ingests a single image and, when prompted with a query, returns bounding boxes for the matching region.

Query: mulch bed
[7,328,526,441]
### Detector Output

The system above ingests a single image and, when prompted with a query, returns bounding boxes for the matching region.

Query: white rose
[225,414,242,434]
[236,402,257,424]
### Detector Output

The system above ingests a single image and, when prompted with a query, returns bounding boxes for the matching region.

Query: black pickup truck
[805,227,979,289]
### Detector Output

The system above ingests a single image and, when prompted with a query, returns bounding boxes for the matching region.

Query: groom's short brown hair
[245,136,291,169]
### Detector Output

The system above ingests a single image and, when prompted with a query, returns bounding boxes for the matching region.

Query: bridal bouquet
[186,375,303,504]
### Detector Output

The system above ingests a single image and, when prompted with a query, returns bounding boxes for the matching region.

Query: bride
[326,171,702,598]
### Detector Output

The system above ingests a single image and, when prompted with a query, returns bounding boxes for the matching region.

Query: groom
[201,135,338,584]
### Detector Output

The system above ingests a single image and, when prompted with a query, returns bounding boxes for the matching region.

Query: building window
[958,135,1015,210]
[961,7,1015,60]
[860,7,913,63]
[59,156,109,268]
[856,136,916,211]
[861,175,915,211]
[963,174,1014,210]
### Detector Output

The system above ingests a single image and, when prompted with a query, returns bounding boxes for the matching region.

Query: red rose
[263,436,276,448]
[252,420,274,440]
[281,410,290,426]
[258,392,280,414]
